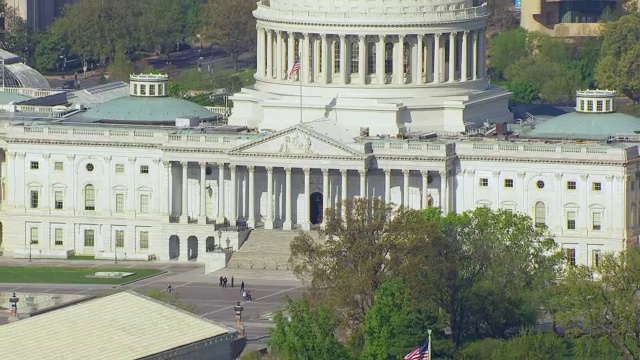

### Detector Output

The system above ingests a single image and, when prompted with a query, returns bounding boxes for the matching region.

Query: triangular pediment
[230,126,364,159]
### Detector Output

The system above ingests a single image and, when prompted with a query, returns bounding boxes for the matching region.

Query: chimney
[496,123,505,136]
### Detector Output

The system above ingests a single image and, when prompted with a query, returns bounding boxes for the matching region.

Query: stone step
[227,251,292,271]
[238,229,320,254]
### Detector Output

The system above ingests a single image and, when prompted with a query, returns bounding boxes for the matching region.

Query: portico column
[322,169,329,225]
[479,28,486,78]
[339,35,348,84]
[421,171,429,208]
[276,31,283,80]
[229,165,237,225]
[257,27,265,78]
[426,36,434,83]
[163,161,172,217]
[340,169,348,219]
[433,34,441,84]
[384,169,391,203]
[448,32,456,83]
[440,170,448,213]
[403,170,410,208]
[396,35,405,84]
[302,168,311,230]
[321,34,329,84]
[376,34,385,84]
[283,167,293,230]
[302,33,310,83]
[358,35,366,85]
[359,169,366,198]
[247,166,256,228]
[266,30,273,78]
[216,163,225,223]
[288,33,295,82]
[180,161,188,223]
[461,31,469,81]
[416,34,424,84]
[472,30,478,80]
[265,167,274,229]
[199,162,207,224]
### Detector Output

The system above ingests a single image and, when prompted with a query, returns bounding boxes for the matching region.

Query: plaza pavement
[0,258,303,342]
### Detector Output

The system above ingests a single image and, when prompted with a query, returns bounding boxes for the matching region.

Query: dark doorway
[169,235,180,260]
[310,192,323,224]
[187,236,198,260]
[206,236,216,252]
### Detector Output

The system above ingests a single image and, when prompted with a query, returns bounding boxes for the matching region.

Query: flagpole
[427,329,432,360]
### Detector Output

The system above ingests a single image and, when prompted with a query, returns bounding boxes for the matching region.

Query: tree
[485,0,519,32]
[551,249,640,360]
[202,0,256,70]
[361,278,439,360]
[596,13,640,102]
[269,298,349,360]
[398,207,559,348]
[488,28,529,81]
[507,80,540,104]
[34,30,66,72]
[168,82,188,98]
[106,45,135,82]
[1,6,36,62]
[289,198,396,342]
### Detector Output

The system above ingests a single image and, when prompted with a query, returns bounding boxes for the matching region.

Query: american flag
[404,340,430,360]
[288,57,301,79]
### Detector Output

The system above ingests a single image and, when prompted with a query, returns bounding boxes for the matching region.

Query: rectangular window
[140,231,149,250]
[30,161,39,170]
[84,229,95,247]
[30,190,39,208]
[133,83,137,94]
[115,230,124,248]
[115,194,125,213]
[592,249,601,268]
[579,100,585,111]
[565,248,576,266]
[367,43,376,75]
[149,84,155,96]
[333,41,340,74]
[586,101,593,111]
[593,182,602,191]
[567,181,576,190]
[140,84,146,95]
[479,178,488,187]
[596,100,603,112]
[54,161,64,171]
[505,209,514,213]
[140,165,149,174]
[592,212,602,231]
[567,211,576,230]
[30,227,39,245]
[140,194,149,213]
[84,186,95,210]
[504,179,513,188]
[54,191,64,209]
[115,164,125,174]
[54,228,63,246]
[350,42,359,73]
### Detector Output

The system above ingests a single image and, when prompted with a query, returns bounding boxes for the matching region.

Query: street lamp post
[217,229,222,250]
[28,240,33,263]
[114,239,118,264]
[427,329,432,358]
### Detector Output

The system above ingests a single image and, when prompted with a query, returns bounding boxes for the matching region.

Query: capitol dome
[229,0,510,136]
[82,74,218,124]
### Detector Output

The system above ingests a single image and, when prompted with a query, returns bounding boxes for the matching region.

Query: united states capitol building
[0,0,636,269]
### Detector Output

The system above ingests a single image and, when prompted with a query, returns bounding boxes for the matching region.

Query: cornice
[5,139,160,149]
[458,155,625,166]
[231,152,364,161]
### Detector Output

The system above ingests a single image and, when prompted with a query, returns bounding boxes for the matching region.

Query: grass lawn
[68,255,95,260]
[0,266,163,284]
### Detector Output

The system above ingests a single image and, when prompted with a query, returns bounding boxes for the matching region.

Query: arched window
[367,43,376,75]
[385,42,393,75]
[534,201,546,227]
[84,185,96,211]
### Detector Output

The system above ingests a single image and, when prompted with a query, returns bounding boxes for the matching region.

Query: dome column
[266,29,273,78]
[339,35,348,84]
[433,34,441,84]
[321,34,329,84]
[396,35,405,85]
[256,27,265,79]
[358,35,366,85]
[276,31,283,80]
[479,28,487,78]
[461,31,469,81]
[376,35,386,85]
[448,32,457,83]
[416,34,424,84]
[472,30,478,80]
[287,32,295,81]
[302,33,310,83]
[426,35,434,83]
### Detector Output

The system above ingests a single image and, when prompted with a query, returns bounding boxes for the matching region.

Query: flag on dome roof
[289,57,301,79]
[404,339,430,360]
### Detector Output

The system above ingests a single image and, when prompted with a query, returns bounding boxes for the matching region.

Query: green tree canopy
[269,298,349,360]
[488,28,528,81]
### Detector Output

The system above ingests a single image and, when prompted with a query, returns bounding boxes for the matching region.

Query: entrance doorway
[169,235,180,260]
[187,236,198,260]
[310,192,323,224]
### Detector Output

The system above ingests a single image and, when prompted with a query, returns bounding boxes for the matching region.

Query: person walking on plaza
[223,276,228,288]
[219,276,223,287]
[231,276,234,288]
[240,281,245,293]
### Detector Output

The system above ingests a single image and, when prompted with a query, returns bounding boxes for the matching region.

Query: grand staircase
[228,229,320,271]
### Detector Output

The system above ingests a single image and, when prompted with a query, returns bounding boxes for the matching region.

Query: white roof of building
[0,291,234,360]
[67,81,130,108]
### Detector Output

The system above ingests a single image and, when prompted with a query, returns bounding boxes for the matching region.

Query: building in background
[7,0,75,32]
[521,0,617,37]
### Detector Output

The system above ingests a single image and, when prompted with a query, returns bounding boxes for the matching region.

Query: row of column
[256,28,487,85]
[168,162,450,228]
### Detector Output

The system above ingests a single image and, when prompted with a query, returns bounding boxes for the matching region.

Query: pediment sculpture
[279,132,314,154]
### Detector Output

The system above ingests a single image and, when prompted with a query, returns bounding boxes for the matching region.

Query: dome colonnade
[254,1,488,86]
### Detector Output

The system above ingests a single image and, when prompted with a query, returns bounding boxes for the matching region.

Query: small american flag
[288,57,301,79]
[404,340,430,360]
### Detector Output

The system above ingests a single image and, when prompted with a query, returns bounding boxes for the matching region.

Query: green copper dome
[83,96,218,123]
[523,111,640,140]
